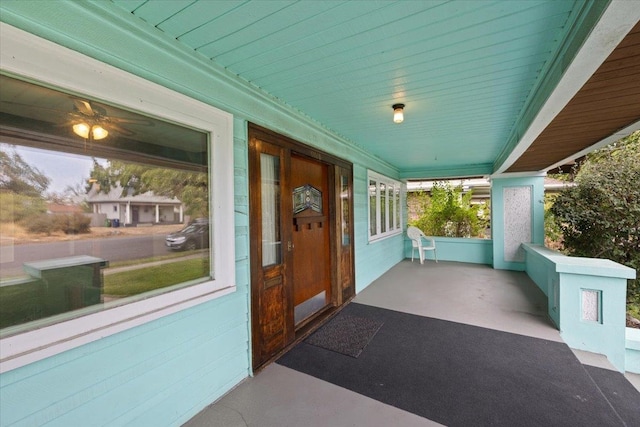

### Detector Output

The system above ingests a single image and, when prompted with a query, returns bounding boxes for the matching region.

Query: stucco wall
[491,176,545,271]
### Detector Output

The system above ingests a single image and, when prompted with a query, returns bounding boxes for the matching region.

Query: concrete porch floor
[184,260,640,427]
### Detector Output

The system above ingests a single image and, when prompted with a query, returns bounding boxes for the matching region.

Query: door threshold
[253,300,351,374]
[295,303,335,334]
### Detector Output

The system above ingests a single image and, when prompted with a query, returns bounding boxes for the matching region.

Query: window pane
[0,75,211,335]
[388,184,395,231]
[367,171,402,242]
[340,174,350,246]
[260,153,281,266]
[380,182,387,233]
[395,186,401,229]
[369,180,377,236]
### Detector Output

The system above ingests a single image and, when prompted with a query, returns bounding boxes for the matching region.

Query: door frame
[248,123,355,370]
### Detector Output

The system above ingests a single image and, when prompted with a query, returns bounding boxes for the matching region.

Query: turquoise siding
[0,2,404,426]
[353,166,405,294]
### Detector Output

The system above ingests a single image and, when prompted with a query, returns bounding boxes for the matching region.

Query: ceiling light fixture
[73,122,109,140]
[392,103,405,124]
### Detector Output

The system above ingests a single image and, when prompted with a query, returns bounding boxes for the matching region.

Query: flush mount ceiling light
[72,122,109,140]
[392,103,405,124]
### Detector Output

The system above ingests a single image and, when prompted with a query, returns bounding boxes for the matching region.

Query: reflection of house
[86,185,183,225]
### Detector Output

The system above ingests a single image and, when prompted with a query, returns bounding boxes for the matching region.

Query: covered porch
[186,260,640,427]
[1,1,639,426]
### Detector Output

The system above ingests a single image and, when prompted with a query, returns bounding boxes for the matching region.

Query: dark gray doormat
[305,314,384,358]
[277,302,640,427]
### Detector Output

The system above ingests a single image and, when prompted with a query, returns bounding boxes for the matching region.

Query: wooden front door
[291,154,331,325]
[249,124,354,370]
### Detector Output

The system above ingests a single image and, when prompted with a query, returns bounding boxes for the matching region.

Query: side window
[367,171,403,242]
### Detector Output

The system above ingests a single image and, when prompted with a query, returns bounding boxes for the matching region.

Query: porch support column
[179,205,184,223]
[155,204,160,223]
[490,173,545,271]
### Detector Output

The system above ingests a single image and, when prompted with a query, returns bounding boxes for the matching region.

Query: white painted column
[155,204,160,223]
[179,205,184,223]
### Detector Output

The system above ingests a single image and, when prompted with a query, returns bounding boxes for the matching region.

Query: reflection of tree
[0,146,50,197]
[88,159,208,217]
[46,184,91,212]
[0,146,49,223]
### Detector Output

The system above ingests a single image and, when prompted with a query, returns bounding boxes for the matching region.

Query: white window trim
[0,23,236,373]
[367,170,403,242]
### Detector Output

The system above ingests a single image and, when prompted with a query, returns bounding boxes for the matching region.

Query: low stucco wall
[405,236,492,265]
[626,328,640,374]
[522,243,636,373]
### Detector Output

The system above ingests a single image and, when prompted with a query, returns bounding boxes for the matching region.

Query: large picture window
[368,171,402,242]
[0,23,235,372]
[0,75,212,333]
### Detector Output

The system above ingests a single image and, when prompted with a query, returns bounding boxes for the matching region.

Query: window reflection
[341,175,350,246]
[0,75,211,334]
[261,153,281,266]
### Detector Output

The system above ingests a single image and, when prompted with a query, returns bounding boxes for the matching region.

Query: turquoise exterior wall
[523,244,636,373]
[0,3,404,426]
[353,166,405,294]
[491,176,544,271]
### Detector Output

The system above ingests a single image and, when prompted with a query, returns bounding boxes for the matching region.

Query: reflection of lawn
[0,257,210,329]
[108,250,201,269]
[104,257,210,296]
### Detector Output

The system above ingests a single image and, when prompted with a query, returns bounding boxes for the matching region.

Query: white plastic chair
[407,226,438,264]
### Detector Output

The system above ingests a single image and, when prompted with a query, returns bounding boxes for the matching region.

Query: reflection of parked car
[165,222,209,251]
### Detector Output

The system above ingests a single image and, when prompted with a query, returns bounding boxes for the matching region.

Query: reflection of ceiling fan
[70,98,150,141]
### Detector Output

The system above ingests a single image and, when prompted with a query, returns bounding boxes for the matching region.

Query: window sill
[368,230,403,243]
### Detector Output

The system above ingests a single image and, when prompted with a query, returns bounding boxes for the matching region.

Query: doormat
[305,313,383,358]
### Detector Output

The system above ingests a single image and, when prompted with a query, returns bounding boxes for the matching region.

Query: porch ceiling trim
[399,163,493,181]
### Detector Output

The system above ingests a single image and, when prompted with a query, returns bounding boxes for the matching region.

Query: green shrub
[23,213,57,235]
[409,183,489,238]
[22,213,91,235]
[53,213,91,234]
[550,131,639,311]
